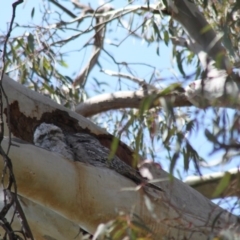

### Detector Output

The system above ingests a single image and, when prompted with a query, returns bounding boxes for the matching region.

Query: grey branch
[185,168,240,199]
[75,89,191,117]
[171,36,213,70]
[100,69,156,89]
[166,0,231,72]
[73,5,113,87]
[2,74,240,239]
[185,71,240,109]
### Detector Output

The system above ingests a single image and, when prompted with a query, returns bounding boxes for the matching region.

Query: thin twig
[100,69,157,90]
[73,4,112,87]
[49,0,77,18]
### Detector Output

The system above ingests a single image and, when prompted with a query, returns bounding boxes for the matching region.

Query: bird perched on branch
[33,123,162,192]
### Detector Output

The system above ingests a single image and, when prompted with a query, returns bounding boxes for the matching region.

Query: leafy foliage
[93,213,153,240]
[1,0,238,181]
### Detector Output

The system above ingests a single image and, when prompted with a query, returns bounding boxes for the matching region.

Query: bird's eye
[37,134,47,141]
[50,130,61,135]
[77,139,90,143]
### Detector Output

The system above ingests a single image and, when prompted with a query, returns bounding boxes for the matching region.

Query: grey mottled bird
[33,123,74,160]
[34,123,162,191]
[66,133,162,191]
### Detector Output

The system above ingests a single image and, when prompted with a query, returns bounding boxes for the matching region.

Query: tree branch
[185,72,240,109]
[166,0,231,72]
[0,138,238,239]
[185,168,240,199]
[0,74,239,239]
[49,0,77,18]
[75,89,191,117]
[73,5,112,87]
[100,69,155,89]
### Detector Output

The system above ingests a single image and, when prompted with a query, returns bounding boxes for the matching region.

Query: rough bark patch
[4,101,135,167]
[98,135,136,168]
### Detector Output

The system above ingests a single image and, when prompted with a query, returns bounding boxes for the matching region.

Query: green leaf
[9,43,17,62]
[131,220,152,234]
[16,38,24,48]
[39,56,44,74]
[58,60,68,68]
[186,120,195,132]
[205,129,218,144]
[31,7,35,19]
[162,0,168,7]
[222,26,234,57]
[163,30,169,46]
[27,33,34,53]
[108,137,119,161]
[212,172,231,198]
[65,76,73,84]
[139,95,155,115]
[211,3,218,17]
[170,152,179,174]
[42,83,55,94]
[112,227,125,239]
[176,51,186,77]
[159,83,182,96]
[162,127,176,144]
[152,20,161,41]
[156,44,159,56]
[200,24,212,34]
[203,0,208,8]
[182,148,189,171]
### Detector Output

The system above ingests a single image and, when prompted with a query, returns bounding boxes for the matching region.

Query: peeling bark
[2,75,135,167]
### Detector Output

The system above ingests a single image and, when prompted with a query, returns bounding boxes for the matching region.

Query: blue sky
[0,0,233,174]
[1,0,239,213]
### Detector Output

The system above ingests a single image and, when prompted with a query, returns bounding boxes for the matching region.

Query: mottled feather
[66,133,162,191]
[34,123,162,191]
[33,123,74,160]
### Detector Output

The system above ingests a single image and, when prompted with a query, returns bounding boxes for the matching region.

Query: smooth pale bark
[75,90,190,117]
[168,0,240,109]
[0,75,239,239]
[0,191,84,240]
[168,0,231,72]
[185,73,240,109]
[75,73,240,117]
[1,74,107,137]
[73,0,238,117]
[0,138,239,239]
[185,168,240,199]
